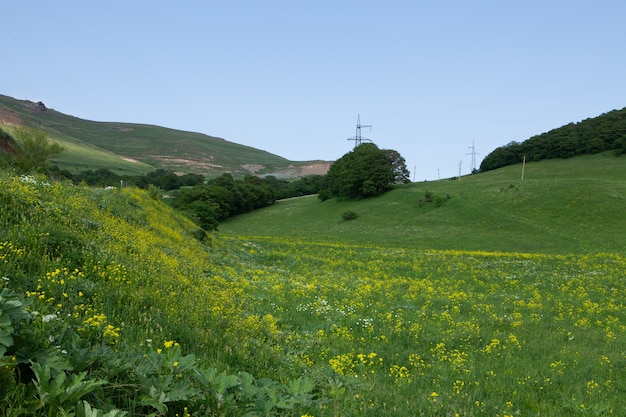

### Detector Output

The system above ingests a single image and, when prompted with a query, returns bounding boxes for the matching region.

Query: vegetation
[318,143,406,201]
[169,174,276,230]
[0,94,319,177]
[0,172,321,416]
[6,126,64,173]
[2,165,626,416]
[221,152,626,254]
[3,94,626,416]
[480,107,626,171]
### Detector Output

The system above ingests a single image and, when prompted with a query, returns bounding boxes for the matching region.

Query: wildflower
[42,314,57,323]
[164,340,178,349]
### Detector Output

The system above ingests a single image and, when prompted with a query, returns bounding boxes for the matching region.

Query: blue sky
[4,1,626,180]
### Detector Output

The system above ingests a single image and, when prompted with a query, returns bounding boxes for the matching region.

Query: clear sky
[4,1,626,180]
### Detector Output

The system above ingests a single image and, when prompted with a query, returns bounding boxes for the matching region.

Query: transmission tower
[466,140,480,173]
[347,114,372,147]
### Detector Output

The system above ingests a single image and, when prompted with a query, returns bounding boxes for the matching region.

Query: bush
[342,210,358,221]
[419,191,450,207]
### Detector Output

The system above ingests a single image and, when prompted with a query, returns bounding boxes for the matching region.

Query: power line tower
[466,140,480,173]
[347,114,372,148]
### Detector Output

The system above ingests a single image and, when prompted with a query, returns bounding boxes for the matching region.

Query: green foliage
[418,191,450,207]
[147,184,161,200]
[170,173,276,230]
[0,171,323,416]
[4,153,626,416]
[0,288,31,357]
[481,107,626,171]
[12,126,63,173]
[221,152,626,254]
[341,210,358,221]
[319,143,396,200]
[0,128,18,169]
[384,149,411,183]
[262,174,325,199]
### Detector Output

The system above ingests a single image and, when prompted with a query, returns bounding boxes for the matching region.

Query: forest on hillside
[480,107,626,171]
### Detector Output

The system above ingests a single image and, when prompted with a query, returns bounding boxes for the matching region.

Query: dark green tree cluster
[58,168,205,190]
[481,107,626,171]
[262,174,326,199]
[169,173,275,230]
[318,143,407,201]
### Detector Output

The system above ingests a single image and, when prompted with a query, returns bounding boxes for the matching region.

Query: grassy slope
[0,94,303,176]
[3,165,626,415]
[220,152,626,254]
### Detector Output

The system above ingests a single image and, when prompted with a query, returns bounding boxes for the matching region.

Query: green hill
[0,94,330,177]
[3,159,626,415]
[480,107,626,171]
[220,152,626,254]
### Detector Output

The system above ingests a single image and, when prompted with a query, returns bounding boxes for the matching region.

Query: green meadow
[2,152,626,416]
[220,152,626,254]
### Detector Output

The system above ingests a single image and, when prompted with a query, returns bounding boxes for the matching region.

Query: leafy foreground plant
[0,172,324,416]
[2,279,321,416]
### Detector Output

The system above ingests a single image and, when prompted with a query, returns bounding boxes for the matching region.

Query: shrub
[419,191,449,207]
[342,210,358,221]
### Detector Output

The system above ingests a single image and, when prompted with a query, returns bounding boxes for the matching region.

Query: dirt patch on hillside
[241,164,265,173]
[150,155,223,171]
[0,107,22,125]
[292,161,332,176]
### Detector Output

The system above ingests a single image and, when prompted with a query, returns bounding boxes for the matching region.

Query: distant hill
[221,152,626,254]
[0,94,331,178]
[480,107,626,171]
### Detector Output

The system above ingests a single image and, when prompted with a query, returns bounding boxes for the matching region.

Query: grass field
[220,152,626,254]
[2,153,626,416]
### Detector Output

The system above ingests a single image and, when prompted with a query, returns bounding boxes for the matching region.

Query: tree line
[2,126,410,231]
[480,107,626,171]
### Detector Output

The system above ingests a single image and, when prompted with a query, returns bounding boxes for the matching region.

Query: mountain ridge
[0,94,331,178]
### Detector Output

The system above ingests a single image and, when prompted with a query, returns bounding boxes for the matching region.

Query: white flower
[42,314,58,323]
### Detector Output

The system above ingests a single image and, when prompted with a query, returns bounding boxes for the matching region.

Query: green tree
[13,126,63,173]
[319,143,395,200]
[384,149,411,183]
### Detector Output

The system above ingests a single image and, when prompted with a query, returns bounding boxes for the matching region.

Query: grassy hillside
[480,107,626,171]
[3,169,626,416]
[220,152,626,254]
[0,94,325,177]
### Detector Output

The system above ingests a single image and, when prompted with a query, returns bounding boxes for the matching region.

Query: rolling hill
[0,94,331,177]
[220,152,626,254]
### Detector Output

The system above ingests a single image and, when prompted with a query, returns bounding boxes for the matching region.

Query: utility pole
[466,141,479,173]
[458,160,462,181]
[347,114,372,148]
[521,155,526,180]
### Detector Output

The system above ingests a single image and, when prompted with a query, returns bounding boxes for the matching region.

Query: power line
[466,140,480,172]
[347,114,372,148]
